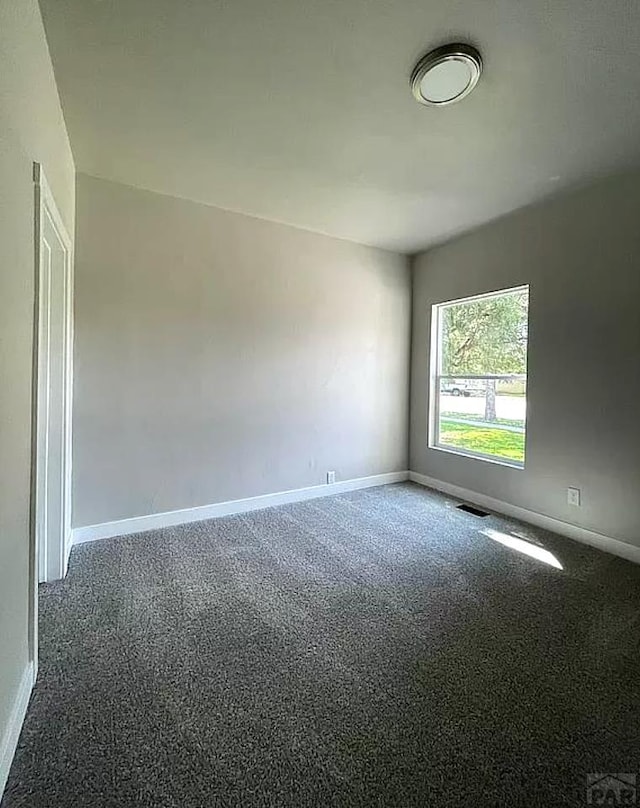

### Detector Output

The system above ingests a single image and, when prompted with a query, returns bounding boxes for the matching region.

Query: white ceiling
[40,0,640,253]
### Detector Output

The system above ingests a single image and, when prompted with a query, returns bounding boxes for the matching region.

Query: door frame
[29,163,74,672]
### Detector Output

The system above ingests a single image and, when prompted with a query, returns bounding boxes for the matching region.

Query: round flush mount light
[410,43,482,107]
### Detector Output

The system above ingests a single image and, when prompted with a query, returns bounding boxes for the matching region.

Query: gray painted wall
[0,0,75,773]
[410,171,640,548]
[74,175,410,527]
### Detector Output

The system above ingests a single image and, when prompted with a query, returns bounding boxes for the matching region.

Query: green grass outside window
[439,419,525,464]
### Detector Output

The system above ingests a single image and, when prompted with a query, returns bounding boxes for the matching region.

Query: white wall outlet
[326,471,336,485]
[567,487,581,507]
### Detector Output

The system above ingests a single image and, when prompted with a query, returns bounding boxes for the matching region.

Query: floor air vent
[457,503,489,517]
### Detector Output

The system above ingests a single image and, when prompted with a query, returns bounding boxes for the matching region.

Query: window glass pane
[433,286,529,467]
[437,377,527,465]
[441,289,529,376]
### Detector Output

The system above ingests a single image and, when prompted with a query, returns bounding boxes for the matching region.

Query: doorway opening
[30,164,73,669]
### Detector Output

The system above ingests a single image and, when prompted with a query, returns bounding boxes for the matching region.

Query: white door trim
[30,164,74,671]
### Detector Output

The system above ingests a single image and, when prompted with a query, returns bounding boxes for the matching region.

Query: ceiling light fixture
[410,43,482,107]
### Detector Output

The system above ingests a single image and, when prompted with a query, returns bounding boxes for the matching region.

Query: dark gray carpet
[3,482,640,807]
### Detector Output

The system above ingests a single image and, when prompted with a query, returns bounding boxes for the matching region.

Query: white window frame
[428,285,529,469]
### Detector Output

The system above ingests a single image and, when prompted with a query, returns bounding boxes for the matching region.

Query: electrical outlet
[567,487,581,507]
[326,471,336,485]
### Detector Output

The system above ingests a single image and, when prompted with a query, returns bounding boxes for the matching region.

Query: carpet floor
[3,482,640,807]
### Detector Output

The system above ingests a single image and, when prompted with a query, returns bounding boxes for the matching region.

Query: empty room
[1,0,640,806]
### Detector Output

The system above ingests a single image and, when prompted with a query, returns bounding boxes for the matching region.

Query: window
[430,285,529,468]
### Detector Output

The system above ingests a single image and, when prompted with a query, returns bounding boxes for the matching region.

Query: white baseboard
[0,662,35,800]
[409,471,640,565]
[72,471,410,544]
